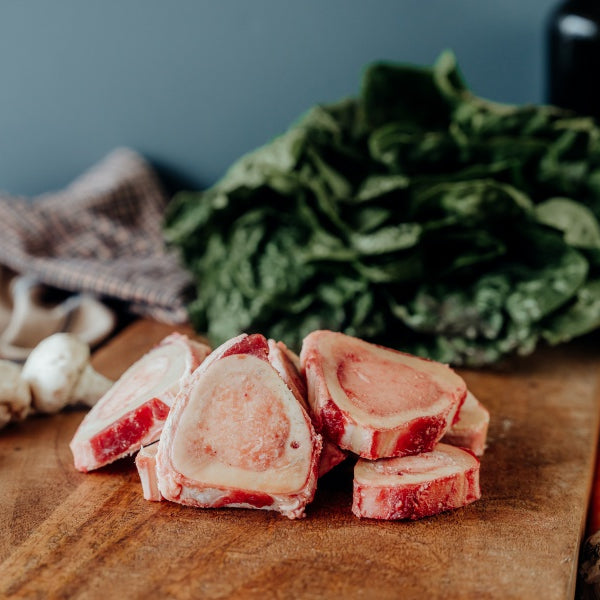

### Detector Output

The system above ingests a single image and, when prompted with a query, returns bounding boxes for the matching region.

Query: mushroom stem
[71,364,113,407]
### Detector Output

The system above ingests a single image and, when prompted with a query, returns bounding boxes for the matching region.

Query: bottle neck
[547,0,600,115]
[552,1,600,32]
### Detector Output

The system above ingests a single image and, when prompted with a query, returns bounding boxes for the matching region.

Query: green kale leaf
[165,51,600,365]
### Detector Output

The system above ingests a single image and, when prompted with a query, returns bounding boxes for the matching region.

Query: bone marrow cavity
[363,449,462,483]
[187,377,289,472]
[337,353,442,417]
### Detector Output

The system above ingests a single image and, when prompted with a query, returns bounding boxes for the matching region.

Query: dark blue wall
[0,1,557,196]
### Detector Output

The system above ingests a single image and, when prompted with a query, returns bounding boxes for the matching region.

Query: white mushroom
[21,333,113,413]
[0,360,31,428]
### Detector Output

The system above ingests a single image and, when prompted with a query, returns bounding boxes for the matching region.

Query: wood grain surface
[1,320,600,599]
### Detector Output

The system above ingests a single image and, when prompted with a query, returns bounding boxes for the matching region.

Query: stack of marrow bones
[70,330,488,520]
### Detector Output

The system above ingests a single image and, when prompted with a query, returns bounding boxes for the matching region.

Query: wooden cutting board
[1,319,600,599]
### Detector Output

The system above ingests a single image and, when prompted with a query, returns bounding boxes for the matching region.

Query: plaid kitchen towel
[0,148,193,326]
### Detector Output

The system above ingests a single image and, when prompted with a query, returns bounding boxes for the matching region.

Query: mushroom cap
[21,333,90,413]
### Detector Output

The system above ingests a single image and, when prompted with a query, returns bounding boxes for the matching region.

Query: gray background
[0,0,558,196]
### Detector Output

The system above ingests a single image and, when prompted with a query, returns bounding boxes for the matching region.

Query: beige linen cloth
[0,148,192,360]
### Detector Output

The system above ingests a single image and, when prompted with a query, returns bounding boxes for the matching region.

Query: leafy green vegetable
[165,51,600,365]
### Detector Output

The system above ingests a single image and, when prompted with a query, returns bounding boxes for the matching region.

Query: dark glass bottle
[547,0,600,119]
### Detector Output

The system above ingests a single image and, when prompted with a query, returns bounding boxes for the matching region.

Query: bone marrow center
[373,451,457,477]
[337,353,442,416]
[193,375,290,471]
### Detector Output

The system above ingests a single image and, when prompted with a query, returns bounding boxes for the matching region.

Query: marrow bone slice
[352,443,481,520]
[156,334,321,519]
[267,339,347,477]
[70,333,211,472]
[300,331,467,460]
[134,335,266,501]
[442,391,490,456]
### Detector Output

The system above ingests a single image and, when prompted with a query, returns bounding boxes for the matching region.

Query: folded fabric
[0,148,192,331]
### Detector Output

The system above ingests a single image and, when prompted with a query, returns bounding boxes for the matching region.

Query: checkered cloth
[0,148,192,324]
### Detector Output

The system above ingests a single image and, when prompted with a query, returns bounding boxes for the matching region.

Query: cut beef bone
[442,391,490,456]
[156,334,322,520]
[70,333,211,472]
[267,340,307,409]
[136,442,161,501]
[300,330,466,460]
[352,443,480,520]
[267,339,347,477]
